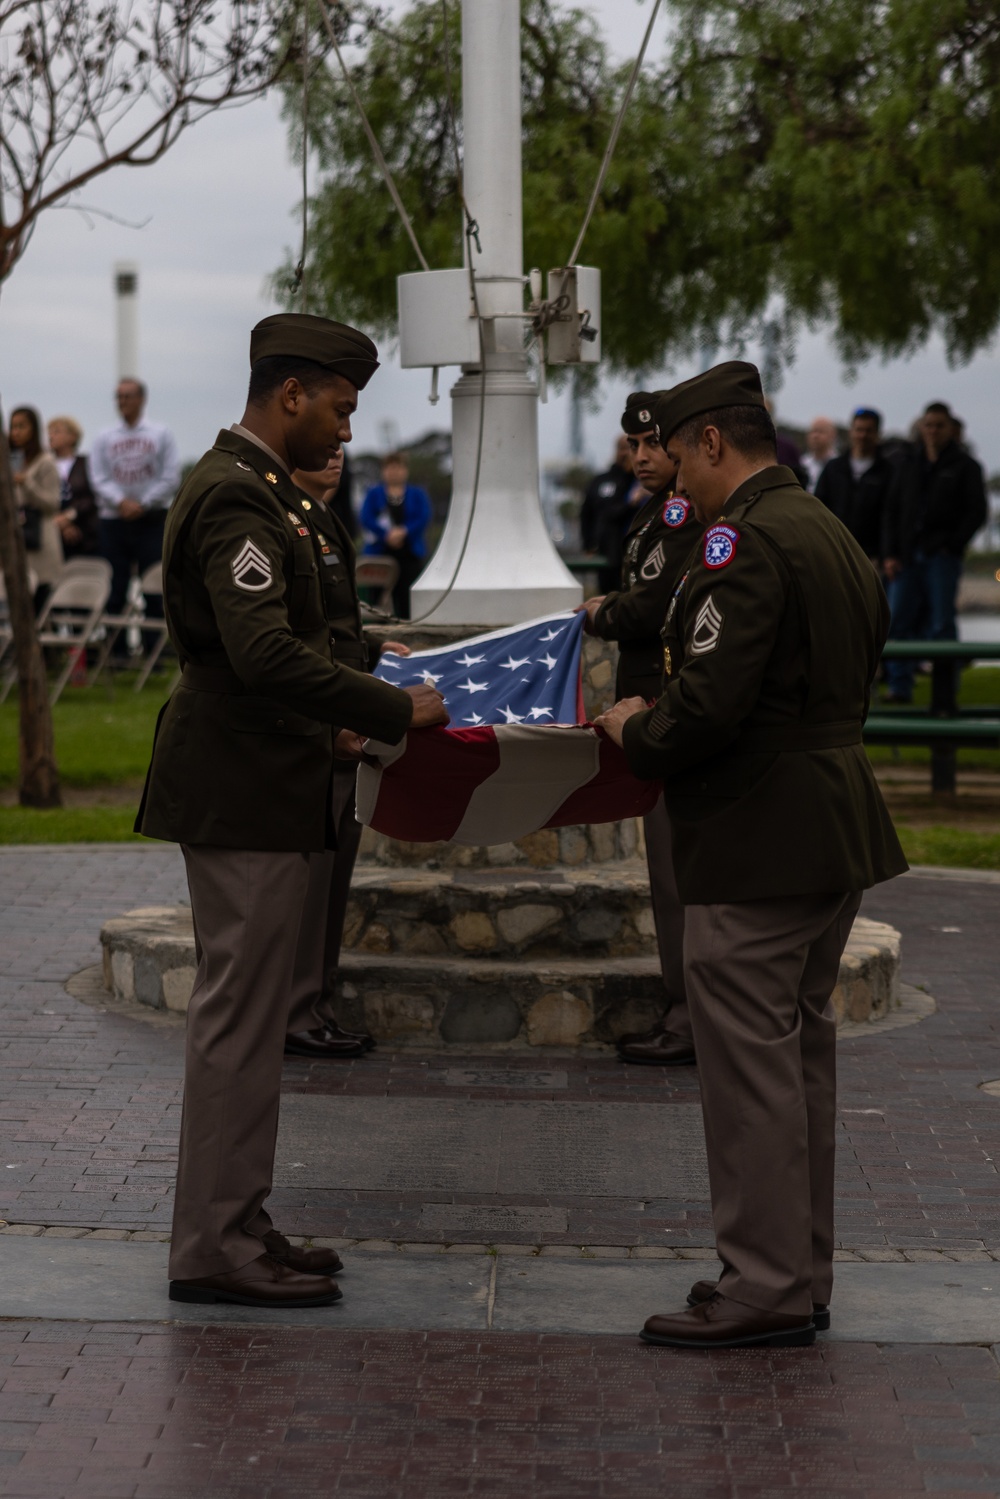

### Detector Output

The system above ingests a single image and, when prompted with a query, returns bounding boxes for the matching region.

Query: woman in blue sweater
[361,451,432,618]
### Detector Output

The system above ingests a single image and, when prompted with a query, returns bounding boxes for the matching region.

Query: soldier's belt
[738,721,862,753]
[181,664,248,694]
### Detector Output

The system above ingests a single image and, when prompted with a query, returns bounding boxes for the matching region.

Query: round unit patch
[703,524,739,570]
[663,497,691,528]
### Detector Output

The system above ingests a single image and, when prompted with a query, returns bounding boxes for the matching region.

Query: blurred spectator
[90,379,179,654]
[361,451,432,619]
[8,406,61,613]
[802,417,838,491]
[882,401,988,703]
[47,416,99,560]
[580,434,633,593]
[764,398,808,486]
[815,408,894,563]
[327,446,357,540]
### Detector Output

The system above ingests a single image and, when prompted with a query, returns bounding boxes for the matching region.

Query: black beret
[653,361,765,443]
[250,313,380,391]
[621,390,658,435]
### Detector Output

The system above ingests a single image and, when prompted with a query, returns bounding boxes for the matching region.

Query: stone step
[99,904,901,1049]
[343,863,657,961]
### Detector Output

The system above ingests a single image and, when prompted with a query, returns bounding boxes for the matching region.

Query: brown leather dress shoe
[618,1031,696,1066]
[263,1229,344,1275]
[169,1253,342,1308]
[284,1025,368,1059]
[640,1294,815,1348]
[687,1277,830,1331]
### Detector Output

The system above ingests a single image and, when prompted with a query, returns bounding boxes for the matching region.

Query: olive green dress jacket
[621,466,907,904]
[137,430,412,851]
[591,489,703,699]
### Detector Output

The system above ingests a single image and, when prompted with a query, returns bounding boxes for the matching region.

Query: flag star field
[373,611,586,728]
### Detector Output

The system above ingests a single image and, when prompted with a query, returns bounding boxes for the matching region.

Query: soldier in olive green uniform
[580,390,702,1065]
[598,362,906,1350]
[137,314,447,1309]
[284,453,410,1060]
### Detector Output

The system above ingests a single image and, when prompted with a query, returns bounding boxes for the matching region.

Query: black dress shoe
[616,1018,669,1049]
[618,1032,696,1066]
[687,1277,830,1331]
[169,1254,342,1308]
[284,1026,367,1059]
[263,1229,343,1275]
[640,1294,814,1348]
[329,1019,376,1052]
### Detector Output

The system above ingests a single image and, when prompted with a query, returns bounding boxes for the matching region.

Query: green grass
[896,823,1000,871]
[0,677,166,789]
[0,806,143,843]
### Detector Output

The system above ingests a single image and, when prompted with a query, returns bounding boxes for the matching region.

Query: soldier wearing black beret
[578,390,702,1066]
[137,313,449,1309]
[598,360,906,1350]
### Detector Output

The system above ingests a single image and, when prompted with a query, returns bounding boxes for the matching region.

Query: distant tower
[114,262,139,381]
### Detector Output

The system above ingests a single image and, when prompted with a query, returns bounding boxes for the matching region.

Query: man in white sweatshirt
[90,379,180,653]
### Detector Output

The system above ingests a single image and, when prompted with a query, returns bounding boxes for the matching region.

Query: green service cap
[249,313,380,391]
[653,361,765,444]
[620,390,659,435]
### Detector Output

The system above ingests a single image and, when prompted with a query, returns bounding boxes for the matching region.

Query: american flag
[359,610,659,845]
[373,610,586,727]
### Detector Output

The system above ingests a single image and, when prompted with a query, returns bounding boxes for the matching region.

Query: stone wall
[99,903,902,1049]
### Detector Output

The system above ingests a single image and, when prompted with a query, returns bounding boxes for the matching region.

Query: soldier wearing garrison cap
[578,390,703,1067]
[598,359,906,1351]
[137,312,449,1310]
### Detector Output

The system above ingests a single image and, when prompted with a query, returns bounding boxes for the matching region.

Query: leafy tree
[0,1,290,806]
[282,0,1000,372]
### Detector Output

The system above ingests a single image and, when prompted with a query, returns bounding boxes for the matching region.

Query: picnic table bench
[865,640,1000,792]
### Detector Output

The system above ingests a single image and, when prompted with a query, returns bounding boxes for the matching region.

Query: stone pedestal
[99,891,901,1050]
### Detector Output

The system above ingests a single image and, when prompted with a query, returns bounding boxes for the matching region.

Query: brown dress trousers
[683,889,862,1317]
[641,793,691,1044]
[287,765,364,1034]
[169,846,311,1281]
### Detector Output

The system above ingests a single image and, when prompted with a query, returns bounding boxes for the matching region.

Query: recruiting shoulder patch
[703,523,739,570]
[231,538,273,592]
[662,496,691,528]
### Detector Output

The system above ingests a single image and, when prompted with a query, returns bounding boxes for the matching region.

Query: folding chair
[86,570,144,685]
[61,556,113,585]
[1,571,111,705]
[131,562,173,692]
[355,555,400,614]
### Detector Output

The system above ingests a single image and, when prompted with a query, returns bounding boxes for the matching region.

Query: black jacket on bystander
[882,440,987,563]
[814,449,895,560]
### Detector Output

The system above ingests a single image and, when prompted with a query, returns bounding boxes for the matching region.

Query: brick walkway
[0,1323,998,1498]
[1,852,999,1254]
[1,848,1000,1497]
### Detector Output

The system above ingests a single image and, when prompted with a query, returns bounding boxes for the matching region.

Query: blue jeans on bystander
[884,550,964,700]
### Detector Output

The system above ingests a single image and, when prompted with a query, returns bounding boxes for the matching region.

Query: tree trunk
[0,416,62,808]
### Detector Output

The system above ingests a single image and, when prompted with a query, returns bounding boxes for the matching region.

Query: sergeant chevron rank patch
[640,540,666,581]
[231,538,273,592]
[690,594,724,655]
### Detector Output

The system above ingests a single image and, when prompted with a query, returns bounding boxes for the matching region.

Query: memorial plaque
[443,1068,568,1090]
[419,1204,568,1236]
[274,1097,709,1199]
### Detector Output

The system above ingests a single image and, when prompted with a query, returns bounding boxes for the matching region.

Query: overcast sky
[2,0,998,475]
